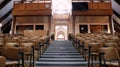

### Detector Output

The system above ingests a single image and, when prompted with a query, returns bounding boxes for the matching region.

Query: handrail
[112,0,120,15]
[0,9,12,23]
[115,0,120,5]
[1,19,12,33]
[0,0,11,9]
[1,14,12,26]
[0,0,13,18]
[113,19,120,33]
[113,10,120,18]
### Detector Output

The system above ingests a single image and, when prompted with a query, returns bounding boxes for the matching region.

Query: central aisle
[35,40,88,67]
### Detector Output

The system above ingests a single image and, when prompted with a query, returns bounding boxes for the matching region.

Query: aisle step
[45,51,78,53]
[43,53,80,55]
[41,55,82,58]
[35,40,88,67]
[36,61,88,66]
[38,58,85,61]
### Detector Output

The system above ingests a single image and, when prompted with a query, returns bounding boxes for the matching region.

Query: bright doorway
[55,25,68,40]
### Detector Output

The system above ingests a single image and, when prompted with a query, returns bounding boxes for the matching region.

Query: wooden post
[109,15,113,35]
[11,16,16,35]
[73,16,76,35]
[48,16,51,35]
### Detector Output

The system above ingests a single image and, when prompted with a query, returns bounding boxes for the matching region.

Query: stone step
[46,49,77,51]
[38,58,85,62]
[41,55,82,58]
[45,51,78,53]
[35,61,88,66]
[48,47,75,49]
[36,40,88,67]
[43,53,80,55]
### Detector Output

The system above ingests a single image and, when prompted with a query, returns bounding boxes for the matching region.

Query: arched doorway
[57,31,65,40]
[55,25,68,40]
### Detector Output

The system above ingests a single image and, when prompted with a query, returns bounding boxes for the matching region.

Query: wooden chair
[4,47,24,67]
[20,42,35,67]
[100,47,120,67]
[104,42,118,48]
[0,47,4,56]
[5,42,19,48]
[88,43,103,67]
[0,56,6,67]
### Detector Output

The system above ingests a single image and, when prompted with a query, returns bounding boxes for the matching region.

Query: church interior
[0,0,120,67]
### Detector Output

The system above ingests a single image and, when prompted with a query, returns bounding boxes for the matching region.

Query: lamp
[81,27,84,30]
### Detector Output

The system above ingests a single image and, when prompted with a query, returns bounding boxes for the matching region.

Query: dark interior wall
[72,2,88,11]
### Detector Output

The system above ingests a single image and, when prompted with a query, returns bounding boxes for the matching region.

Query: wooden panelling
[73,2,112,16]
[88,2,112,10]
[14,4,25,10]
[24,30,47,36]
[25,3,39,10]
[12,10,51,16]
[88,3,99,10]
[13,3,51,16]
[13,2,112,16]
[99,3,112,10]
[16,16,49,24]
[13,3,51,11]
[72,10,113,16]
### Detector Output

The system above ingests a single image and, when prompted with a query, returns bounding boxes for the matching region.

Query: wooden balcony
[12,2,113,16]
[12,3,52,16]
[72,2,113,16]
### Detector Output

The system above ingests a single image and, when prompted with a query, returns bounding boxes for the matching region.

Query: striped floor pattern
[35,40,88,67]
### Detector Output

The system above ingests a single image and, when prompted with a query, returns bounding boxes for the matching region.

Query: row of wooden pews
[72,33,120,67]
[0,34,50,67]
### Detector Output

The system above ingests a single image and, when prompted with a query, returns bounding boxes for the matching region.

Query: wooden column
[11,16,16,35]
[109,15,113,35]
[48,16,51,35]
[73,16,76,35]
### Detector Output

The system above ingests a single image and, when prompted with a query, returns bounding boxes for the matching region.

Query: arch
[57,31,65,40]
